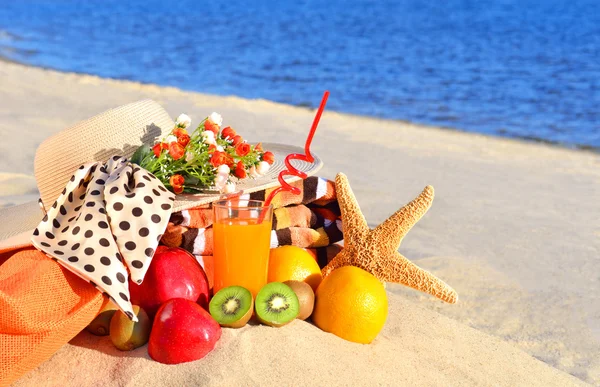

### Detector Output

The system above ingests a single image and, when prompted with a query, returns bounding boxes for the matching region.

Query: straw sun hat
[0,99,323,249]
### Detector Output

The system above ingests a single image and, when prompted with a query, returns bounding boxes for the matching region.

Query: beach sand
[1,60,598,385]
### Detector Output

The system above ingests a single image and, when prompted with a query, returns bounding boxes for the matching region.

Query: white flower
[155,133,177,143]
[175,113,192,129]
[208,112,223,126]
[185,151,194,162]
[217,164,230,175]
[201,130,216,145]
[248,165,260,178]
[214,173,228,190]
[216,145,224,152]
[256,161,270,175]
[223,181,236,194]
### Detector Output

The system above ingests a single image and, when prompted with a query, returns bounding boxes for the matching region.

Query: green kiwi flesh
[255,282,299,327]
[109,305,151,351]
[283,280,315,320]
[209,286,254,328]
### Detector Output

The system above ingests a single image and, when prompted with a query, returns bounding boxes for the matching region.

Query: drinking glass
[212,200,273,297]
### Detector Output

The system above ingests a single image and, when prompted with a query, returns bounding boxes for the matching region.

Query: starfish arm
[378,251,458,304]
[335,173,369,244]
[321,249,351,277]
[371,185,434,251]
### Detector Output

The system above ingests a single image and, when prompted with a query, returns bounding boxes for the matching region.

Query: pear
[109,305,151,351]
[86,301,118,336]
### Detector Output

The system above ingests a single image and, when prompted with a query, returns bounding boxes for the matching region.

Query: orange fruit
[312,266,388,344]
[268,246,323,291]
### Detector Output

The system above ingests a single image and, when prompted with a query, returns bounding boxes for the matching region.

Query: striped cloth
[160,177,344,287]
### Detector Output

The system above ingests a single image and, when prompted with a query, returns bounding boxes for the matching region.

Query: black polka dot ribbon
[31,156,175,321]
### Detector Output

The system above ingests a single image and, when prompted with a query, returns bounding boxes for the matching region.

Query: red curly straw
[263,91,329,211]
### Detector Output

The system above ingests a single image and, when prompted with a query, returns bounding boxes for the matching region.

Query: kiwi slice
[255,282,299,327]
[283,280,315,320]
[86,301,118,336]
[109,305,151,351]
[209,286,254,328]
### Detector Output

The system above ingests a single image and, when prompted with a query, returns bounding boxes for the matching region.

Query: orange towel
[0,247,105,386]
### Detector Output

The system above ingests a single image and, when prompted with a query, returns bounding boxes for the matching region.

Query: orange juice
[213,218,272,297]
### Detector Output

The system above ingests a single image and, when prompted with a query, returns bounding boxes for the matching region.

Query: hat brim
[0,201,41,248]
[0,142,323,244]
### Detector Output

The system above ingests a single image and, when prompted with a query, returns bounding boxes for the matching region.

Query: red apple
[148,298,221,364]
[129,246,210,318]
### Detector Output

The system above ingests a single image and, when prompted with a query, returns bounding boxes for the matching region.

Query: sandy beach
[1,60,598,385]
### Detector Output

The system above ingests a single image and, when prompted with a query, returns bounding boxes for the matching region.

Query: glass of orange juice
[212,200,273,297]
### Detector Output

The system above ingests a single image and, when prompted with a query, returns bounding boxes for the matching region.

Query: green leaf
[185,176,200,186]
[131,145,152,166]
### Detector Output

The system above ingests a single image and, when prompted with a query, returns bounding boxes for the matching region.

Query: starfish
[322,173,458,303]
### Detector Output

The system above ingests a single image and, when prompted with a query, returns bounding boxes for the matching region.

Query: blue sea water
[0,0,599,148]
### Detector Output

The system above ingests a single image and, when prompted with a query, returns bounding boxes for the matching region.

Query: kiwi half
[283,280,315,320]
[255,282,299,327]
[209,286,254,328]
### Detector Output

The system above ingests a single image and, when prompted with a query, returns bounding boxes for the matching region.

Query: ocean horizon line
[1,54,598,155]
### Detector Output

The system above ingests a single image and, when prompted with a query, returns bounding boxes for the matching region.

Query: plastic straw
[263,91,330,208]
